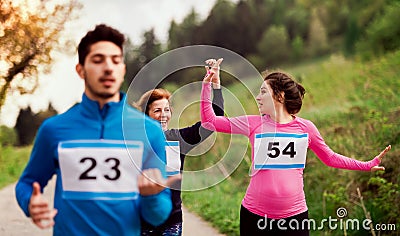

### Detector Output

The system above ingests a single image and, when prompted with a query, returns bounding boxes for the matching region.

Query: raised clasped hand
[204,58,223,87]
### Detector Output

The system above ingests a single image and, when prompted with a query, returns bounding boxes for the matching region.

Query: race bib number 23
[58,140,143,200]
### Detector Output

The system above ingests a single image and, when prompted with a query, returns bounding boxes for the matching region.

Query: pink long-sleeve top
[200,82,380,219]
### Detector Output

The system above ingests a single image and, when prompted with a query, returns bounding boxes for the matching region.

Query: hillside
[182,51,400,236]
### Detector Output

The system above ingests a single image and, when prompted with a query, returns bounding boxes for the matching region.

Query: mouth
[160,120,168,127]
[99,77,116,87]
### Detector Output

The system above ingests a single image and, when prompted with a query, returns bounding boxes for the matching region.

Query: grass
[0,145,32,189]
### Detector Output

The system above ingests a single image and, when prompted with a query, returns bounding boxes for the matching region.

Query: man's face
[76,41,126,103]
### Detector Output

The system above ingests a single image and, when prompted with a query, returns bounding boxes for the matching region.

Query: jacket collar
[80,92,125,120]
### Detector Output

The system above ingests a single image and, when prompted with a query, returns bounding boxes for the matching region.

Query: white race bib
[165,141,181,176]
[254,133,308,169]
[58,140,143,200]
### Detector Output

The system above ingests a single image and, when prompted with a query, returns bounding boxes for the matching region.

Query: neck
[85,92,121,109]
[269,105,293,124]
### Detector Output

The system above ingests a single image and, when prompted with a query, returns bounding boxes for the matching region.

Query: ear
[278,91,285,103]
[76,63,85,79]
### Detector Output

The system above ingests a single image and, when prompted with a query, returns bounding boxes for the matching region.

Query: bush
[0,126,17,146]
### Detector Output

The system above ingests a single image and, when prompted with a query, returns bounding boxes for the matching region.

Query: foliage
[257,25,290,66]
[307,7,329,56]
[0,125,17,146]
[123,0,397,89]
[123,29,162,93]
[0,0,82,110]
[0,145,31,189]
[14,104,57,146]
[356,2,400,60]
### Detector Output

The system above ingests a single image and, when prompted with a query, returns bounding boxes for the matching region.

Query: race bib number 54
[58,140,143,200]
[254,133,308,169]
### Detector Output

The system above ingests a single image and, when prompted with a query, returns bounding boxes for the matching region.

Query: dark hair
[264,71,306,114]
[77,24,125,65]
[135,88,171,115]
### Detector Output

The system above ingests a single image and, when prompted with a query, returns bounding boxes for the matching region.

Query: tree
[167,8,199,50]
[257,25,290,66]
[0,0,81,110]
[123,28,163,92]
[15,103,57,146]
[307,7,329,56]
[356,2,400,59]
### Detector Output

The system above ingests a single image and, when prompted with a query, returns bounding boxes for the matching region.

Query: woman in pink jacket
[200,61,391,235]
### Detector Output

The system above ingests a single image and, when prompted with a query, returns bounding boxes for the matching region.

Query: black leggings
[240,205,310,236]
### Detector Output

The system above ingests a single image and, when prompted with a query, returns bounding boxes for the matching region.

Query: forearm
[140,189,172,226]
[201,82,218,131]
[212,88,224,116]
[319,153,380,171]
[15,181,33,216]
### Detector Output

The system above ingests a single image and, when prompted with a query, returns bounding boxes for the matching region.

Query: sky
[0,0,233,127]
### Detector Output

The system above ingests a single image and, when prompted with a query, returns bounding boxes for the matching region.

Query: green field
[0,145,31,189]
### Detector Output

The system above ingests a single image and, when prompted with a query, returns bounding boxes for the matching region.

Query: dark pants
[141,222,182,236]
[240,205,310,236]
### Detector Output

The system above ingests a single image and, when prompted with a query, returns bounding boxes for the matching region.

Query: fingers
[165,174,182,189]
[371,166,385,172]
[205,58,223,69]
[370,145,391,172]
[138,169,183,195]
[377,145,391,161]
[138,168,166,196]
[215,58,223,67]
[30,181,57,229]
[32,182,41,196]
[203,71,214,83]
[33,209,58,229]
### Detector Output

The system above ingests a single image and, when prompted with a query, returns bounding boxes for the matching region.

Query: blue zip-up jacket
[15,93,172,236]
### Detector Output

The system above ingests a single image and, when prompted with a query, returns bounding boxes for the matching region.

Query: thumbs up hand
[28,182,58,229]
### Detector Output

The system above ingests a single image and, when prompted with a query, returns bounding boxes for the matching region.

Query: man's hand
[29,182,57,229]
[138,169,181,196]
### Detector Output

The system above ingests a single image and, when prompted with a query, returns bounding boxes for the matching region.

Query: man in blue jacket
[15,24,173,235]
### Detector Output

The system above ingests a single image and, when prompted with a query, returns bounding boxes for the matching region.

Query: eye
[92,56,104,64]
[112,56,123,64]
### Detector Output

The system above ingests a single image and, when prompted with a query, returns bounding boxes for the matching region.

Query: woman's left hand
[370,145,391,172]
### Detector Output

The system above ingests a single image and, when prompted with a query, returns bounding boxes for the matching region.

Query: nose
[104,58,114,73]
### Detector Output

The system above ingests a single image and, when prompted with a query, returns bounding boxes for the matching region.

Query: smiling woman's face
[148,98,171,131]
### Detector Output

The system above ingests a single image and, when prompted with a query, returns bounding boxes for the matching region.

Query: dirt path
[0,178,225,236]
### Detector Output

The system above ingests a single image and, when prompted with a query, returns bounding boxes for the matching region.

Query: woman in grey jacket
[136,59,224,236]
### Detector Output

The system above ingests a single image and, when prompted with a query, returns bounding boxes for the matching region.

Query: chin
[161,124,168,131]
